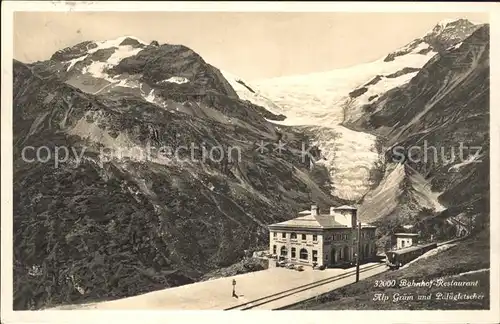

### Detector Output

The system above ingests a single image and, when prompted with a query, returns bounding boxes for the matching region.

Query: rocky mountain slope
[13,39,341,309]
[354,24,490,244]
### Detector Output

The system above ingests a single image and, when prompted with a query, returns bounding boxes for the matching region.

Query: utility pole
[356,221,361,282]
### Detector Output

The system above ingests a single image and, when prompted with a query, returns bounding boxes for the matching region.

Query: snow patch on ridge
[221,70,285,116]
[66,55,88,71]
[82,41,143,80]
[448,154,483,172]
[160,76,190,84]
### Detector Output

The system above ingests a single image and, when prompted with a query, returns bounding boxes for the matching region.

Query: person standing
[232,279,237,298]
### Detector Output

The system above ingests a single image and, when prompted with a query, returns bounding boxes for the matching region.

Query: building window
[273,245,277,254]
[273,232,277,238]
[291,232,297,240]
[299,248,308,260]
[291,247,296,258]
[301,234,307,241]
[312,234,318,242]
[312,250,318,262]
[282,232,286,239]
[280,246,288,256]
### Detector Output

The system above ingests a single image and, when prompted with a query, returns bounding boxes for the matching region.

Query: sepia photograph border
[2,1,499,323]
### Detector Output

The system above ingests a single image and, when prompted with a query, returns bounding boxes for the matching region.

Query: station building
[394,232,419,249]
[267,205,377,267]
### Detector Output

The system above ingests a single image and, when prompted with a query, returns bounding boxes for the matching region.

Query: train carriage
[385,242,437,270]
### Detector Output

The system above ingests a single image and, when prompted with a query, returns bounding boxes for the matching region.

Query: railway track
[224,235,468,311]
[437,233,470,246]
[224,263,386,310]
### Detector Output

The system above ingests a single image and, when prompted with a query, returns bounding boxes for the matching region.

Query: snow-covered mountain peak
[94,36,148,47]
[42,36,241,110]
[52,35,150,83]
[431,18,478,33]
[423,18,481,53]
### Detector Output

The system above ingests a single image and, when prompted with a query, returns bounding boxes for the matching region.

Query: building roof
[268,215,377,230]
[334,205,357,210]
[268,213,348,229]
[394,232,419,237]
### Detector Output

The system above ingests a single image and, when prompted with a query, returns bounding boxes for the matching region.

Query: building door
[280,246,288,258]
[330,248,336,265]
[343,246,349,262]
[299,248,308,261]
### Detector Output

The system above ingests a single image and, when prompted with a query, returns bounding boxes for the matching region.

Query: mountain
[280,23,490,312]
[236,19,482,203]
[13,38,342,309]
[28,36,284,128]
[231,19,489,245]
[355,24,490,241]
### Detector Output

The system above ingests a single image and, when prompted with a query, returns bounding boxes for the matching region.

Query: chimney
[311,204,318,216]
[352,208,358,228]
[329,207,336,221]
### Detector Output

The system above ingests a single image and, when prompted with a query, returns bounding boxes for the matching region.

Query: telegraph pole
[356,221,361,282]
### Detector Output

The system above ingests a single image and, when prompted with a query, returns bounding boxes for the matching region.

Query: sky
[13,12,489,81]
